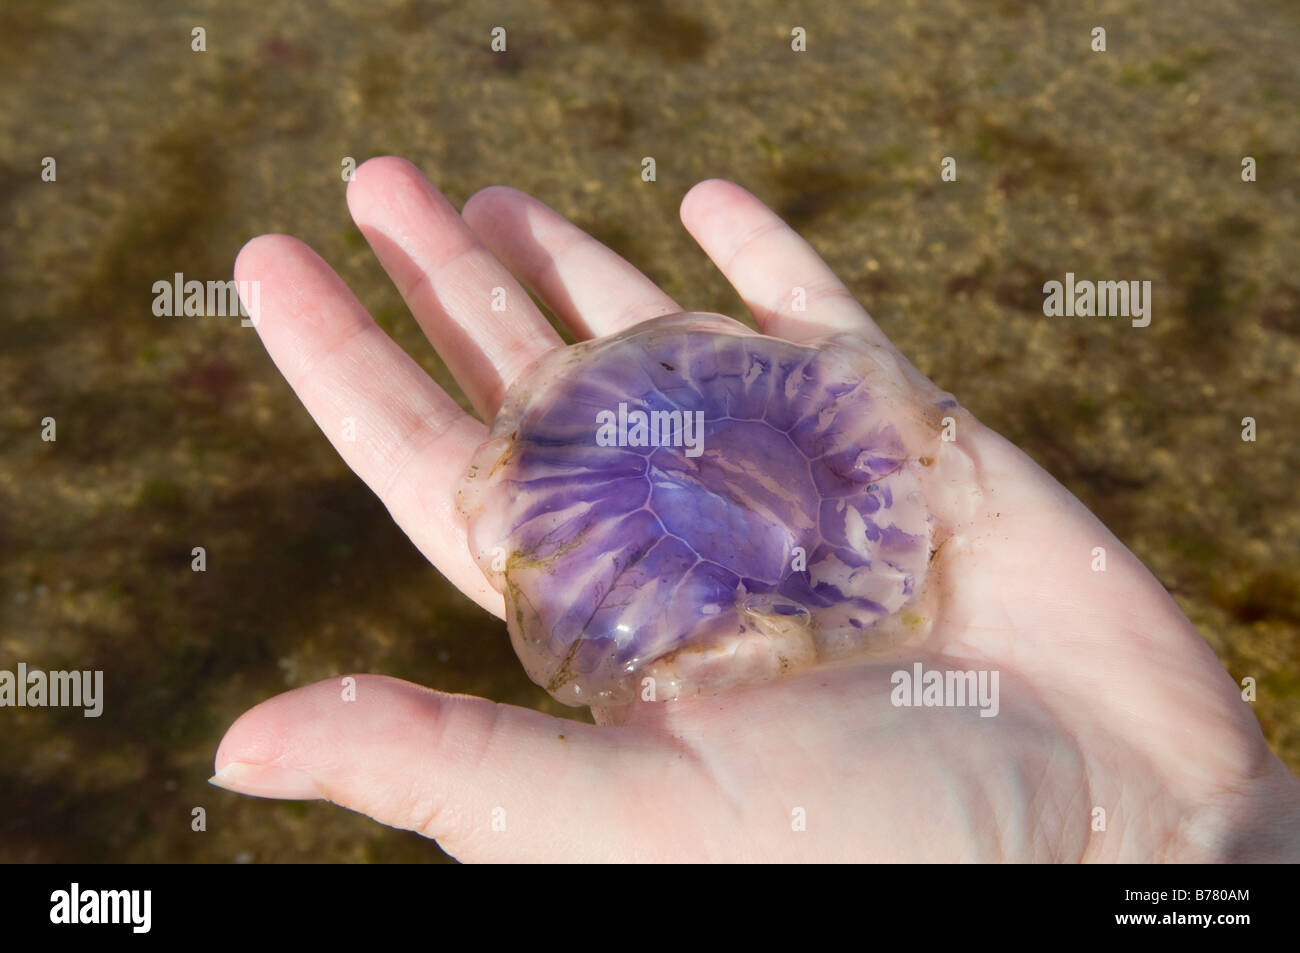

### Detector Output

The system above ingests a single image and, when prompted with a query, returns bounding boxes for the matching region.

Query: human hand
[213,158,1300,861]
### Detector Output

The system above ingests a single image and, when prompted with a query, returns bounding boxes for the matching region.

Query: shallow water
[1,0,1297,861]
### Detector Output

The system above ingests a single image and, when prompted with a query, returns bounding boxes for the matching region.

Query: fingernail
[208,761,321,800]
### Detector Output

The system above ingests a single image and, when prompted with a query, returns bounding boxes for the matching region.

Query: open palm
[213,158,1299,861]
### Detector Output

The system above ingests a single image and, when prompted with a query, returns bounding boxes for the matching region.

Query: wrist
[1187,754,1300,863]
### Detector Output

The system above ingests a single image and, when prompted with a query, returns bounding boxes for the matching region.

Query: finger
[235,234,503,618]
[345,157,563,420]
[210,676,683,862]
[679,178,892,346]
[461,186,682,339]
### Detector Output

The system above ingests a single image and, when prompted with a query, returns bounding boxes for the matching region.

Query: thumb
[210,674,653,861]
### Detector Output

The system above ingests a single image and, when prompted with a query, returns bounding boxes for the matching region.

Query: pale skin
[212,157,1300,862]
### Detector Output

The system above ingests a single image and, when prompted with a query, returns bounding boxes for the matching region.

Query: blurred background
[1,0,1297,862]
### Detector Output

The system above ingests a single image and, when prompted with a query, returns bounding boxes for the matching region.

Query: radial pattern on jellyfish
[458,313,937,706]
